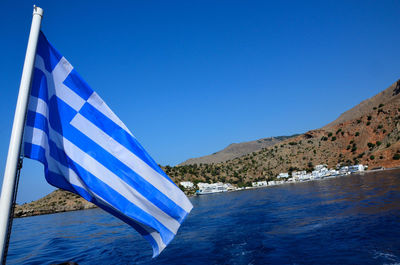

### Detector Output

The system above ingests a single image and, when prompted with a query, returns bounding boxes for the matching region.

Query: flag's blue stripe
[26,111,49,133]
[48,96,78,126]
[36,32,63,73]
[69,182,93,202]
[24,142,46,165]
[49,140,70,167]
[31,68,49,101]
[79,103,176,185]
[48,98,187,222]
[68,157,175,245]
[45,169,81,196]
[63,69,93,101]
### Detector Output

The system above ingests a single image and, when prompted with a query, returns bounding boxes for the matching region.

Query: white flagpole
[0,6,43,264]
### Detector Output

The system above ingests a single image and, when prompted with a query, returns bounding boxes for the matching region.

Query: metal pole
[0,6,43,264]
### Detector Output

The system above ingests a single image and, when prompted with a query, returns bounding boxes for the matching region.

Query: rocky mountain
[179,135,297,166]
[324,80,400,128]
[165,79,400,185]
[14,189,96,218]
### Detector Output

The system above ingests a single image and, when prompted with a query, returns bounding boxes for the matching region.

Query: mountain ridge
[179,135,299,166]
[324,80,400,128]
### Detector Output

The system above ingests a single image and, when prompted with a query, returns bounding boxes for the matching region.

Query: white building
[252,181,268,187]
[292,171,307,181]
[312,165,329,179]
[299,174,312,181]
[348,164,365,173]
[277,172,289,179]
[197,182,209,189]
[292,171,306,178]
[339,166,349,175]
[315,164,327,171]
[180,181,194,189]
[328,169,339,176]
[293,172,312,181]
[196,182,230,194]
[224,183,236,191]
[197,182,233,190]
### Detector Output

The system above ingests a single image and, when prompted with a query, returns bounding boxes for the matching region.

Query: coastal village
[180,164,368,195]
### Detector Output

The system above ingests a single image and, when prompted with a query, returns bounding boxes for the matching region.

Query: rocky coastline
[14,189,96,218]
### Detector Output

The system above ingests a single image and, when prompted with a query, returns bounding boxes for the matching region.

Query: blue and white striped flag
[23,32,193,257]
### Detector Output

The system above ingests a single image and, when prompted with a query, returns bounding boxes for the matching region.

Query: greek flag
[23,32,193,257]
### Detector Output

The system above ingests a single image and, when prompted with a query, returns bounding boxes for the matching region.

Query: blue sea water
[6,169,400,265]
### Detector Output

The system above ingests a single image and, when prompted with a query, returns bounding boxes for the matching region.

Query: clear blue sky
[1,0,400,203]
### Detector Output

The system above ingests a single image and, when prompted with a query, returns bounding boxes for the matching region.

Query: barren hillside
[179,136,296,165]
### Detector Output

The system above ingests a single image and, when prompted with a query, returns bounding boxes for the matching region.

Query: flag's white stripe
[56,82,85,111]
[70,113,192,213]
[149,230,167,254]
[58,133,180,234]
[87,92,133,136]
[24,126,88,191]
[35,55,85,111]
[28,96,48,117]
[25,125,47,149]
[52,57,73,83]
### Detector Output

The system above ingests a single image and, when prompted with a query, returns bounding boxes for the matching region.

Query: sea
[6,169,400,265]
